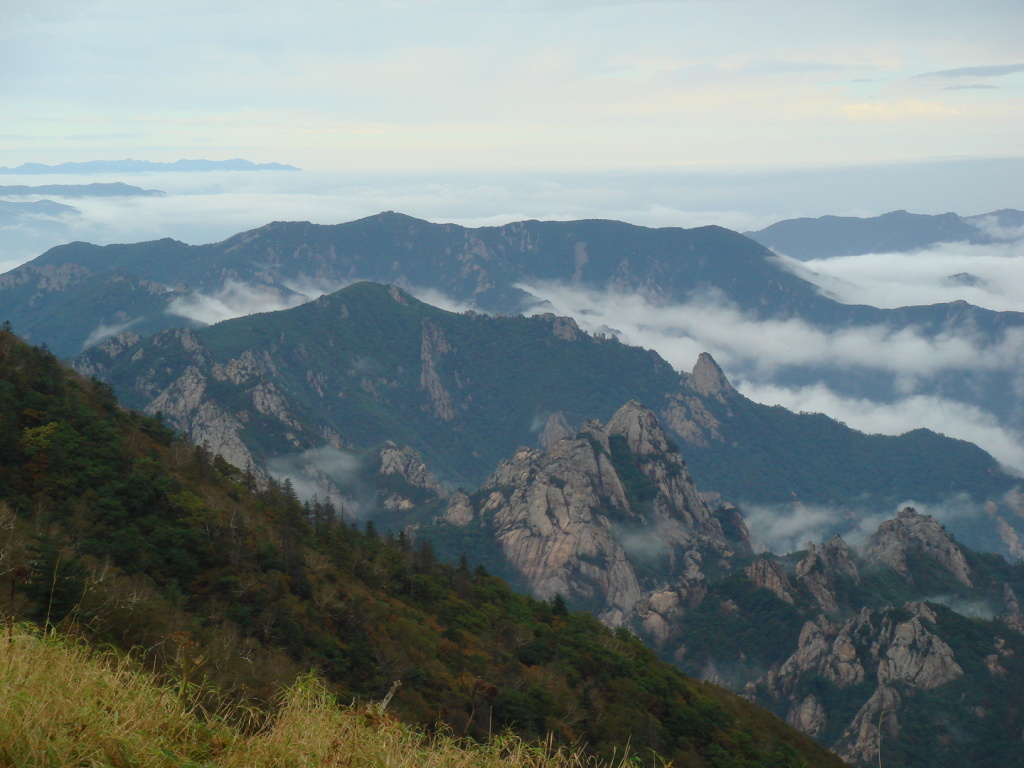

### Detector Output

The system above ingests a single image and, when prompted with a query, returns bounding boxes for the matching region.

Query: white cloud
[778,240,1024,314]
[82,319,140,350]
[519,280,1024,382]
[166,280,311,325]
[736,381,1024,472]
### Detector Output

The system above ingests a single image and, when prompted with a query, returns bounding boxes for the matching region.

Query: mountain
[11,211,1024,360]
[73,282,1022,554]
[0,158,299,174]
[745,208,1024,260]
[6,211,1024,462]
[387,412,1024,767]
[0,325,844,768]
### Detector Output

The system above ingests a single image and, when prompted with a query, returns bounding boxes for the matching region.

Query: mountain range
[4,211,1023,458]
[745,208,1024,259]
[0,326,848,767]
[4,207,1024,766]
[0,158,299,174]
[72,282,1021,555]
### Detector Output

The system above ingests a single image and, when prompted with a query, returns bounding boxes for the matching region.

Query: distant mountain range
[0,158,299,174]
[4,211,1023,470]
[746,208,1024,259]
[0,182,165,197]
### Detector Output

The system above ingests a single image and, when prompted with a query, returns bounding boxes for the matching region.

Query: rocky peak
[606,400,674,457]
[379,442,444,497]
[796,535,859,613]
[745,559,797,604]
[473,403,749,628]
[688,352,736,401]
[864,507,973,587]
[538,412,574,450]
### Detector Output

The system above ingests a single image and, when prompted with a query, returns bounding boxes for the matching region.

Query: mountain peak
[864,507,973,587]
[606,400,675,457]
[689,352,735,400]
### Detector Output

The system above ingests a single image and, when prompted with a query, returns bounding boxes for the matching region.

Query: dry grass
[0,625,640,768]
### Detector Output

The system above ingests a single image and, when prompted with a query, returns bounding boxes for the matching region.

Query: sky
[2,0,1022,176]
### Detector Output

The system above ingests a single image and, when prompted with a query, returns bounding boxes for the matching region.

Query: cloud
[776,240,1024,314]
[924,594,996,620]
[840,100,960,121]
[519,280,1024,381]
[516,280,1024,469]
[166,280,312,325]
[82,319,141,350]
[916,63,1024,78]
[265,445,363,511]
[735,381,1024,471]
[742,493,1010,556]
[741,502,893,554]
[944,84,999,91]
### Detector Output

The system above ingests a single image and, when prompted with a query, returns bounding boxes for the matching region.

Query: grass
[0,624,642,768]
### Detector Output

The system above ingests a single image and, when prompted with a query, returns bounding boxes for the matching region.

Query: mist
[519,280,1024,469]
[777,240,1024,314]
[3,159,1023,271]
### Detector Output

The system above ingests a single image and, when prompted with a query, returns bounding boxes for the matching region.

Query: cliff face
[729,508,1024,768]
[762,603,963,763]
[447,401,748,627]
[864,507,974,587]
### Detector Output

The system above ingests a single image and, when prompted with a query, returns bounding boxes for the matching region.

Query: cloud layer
[518,280,1024,469]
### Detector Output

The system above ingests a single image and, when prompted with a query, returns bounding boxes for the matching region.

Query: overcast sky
[3,0,1022,178]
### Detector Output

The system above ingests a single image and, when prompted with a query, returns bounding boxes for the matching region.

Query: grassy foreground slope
[0,327,843,767]
[0,625,628,768]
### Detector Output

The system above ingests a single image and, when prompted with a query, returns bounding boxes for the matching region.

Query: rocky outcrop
[148,366,254,471]
[837,685,902,766]
[379,443,444,497]
[538,412,574,450]
[795,536,859,613]
[473,401,748,627]
[864,508,973,587]
[788,693,828,738]
[687,352,737,402]
[760,601,964,764]
[658,353,734,447]
[767,603,962,696]
[419,320,456,420]
[745,559,797,604]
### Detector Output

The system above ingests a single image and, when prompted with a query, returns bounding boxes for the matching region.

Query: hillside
[72,282,1021,553]
[0,326,842,768]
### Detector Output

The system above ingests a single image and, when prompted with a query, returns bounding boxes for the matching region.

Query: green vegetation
[0,328,842,767]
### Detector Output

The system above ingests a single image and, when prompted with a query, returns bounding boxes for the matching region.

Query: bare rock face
[762,601,963,762]
[379,442,443,497]
[769,603,962,696]
[745,559,797,604]
[442,490,475,526]
[837,685,902,766]
[658,352,735,447]
[687,352,737,402]
[475,401,748,628]
[538,412,574,450]
[795,536,859,613]
[148,365,254,471]
[478,438,643,626]
[864,507,973,587]
[419,320,456,421]
[788,693,828,738]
